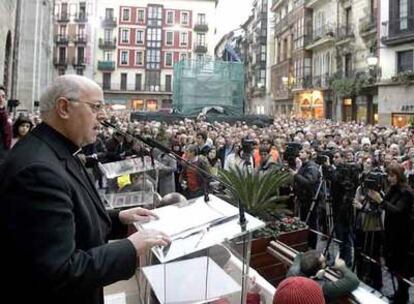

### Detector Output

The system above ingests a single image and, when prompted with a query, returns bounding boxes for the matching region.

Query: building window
[59,25,66,35]
[397,50,413,73]
[78,24,86,38]
[181,12,189,25]
[77,46,85,64]
[105,8,114,20]
[180,53,187,61]
[76,68,83,75]
[166,11,174,24]
[121,73,127,90]
[104,29,112,41]
[135,51,143,65]
[122,8,131,22]
[148,6,162,27]
[197,13,205,25]
[146,70,160,91]
[197,54,204,61]
[146,49,161,69]
[165,75,172,91]
[103,73,111,90]
[137,9,145,23]
[104,51,112,61]
[196,33,205,45]
[399,0,408,30]
[166,31,174,46]
[59,47,66,62]
[165,52,173,67]
[147,28,162,48]
[120,50,129,65]
[344,53,352,77]
[180,32,188,46]
[135,73,142,90]
[58,69,65,76]
[136,30,144,44]
[121,29,129,43]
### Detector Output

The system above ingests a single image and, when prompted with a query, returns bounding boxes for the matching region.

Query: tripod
[305,168,333,234]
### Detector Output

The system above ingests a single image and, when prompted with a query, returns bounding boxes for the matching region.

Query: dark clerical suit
[0,123,137,304]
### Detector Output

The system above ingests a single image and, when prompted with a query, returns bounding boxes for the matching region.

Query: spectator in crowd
[368,164,413,303]
[0,75,170,304]
[11,114,33,148]
[0,85,12,162]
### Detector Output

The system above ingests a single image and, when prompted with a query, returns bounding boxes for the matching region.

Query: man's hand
[127,229,171,256]
[367,190,382,204]
[119,207,158,225]
[332,254,346,269]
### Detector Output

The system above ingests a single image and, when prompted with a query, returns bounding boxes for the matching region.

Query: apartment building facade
[378,0,414,127]
[0,0,16,96]
[95,0,217,111]
[53,1,95,79]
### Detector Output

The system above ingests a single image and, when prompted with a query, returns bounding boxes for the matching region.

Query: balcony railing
[55,34,69,44]
[194,43,208,53]
[73,35,87,44]
[311,24,336,42]
[98,38,117,49]
[101,84,172,93]
[312,74,331,88]
[292,75,313,90]
[72,57,87,66]
[331,69,379,85]
[194,23,209,32]
[74,12,88,22]
[336,25,355,41]
[53,57,68,67]
[381,17,414,45]
[359,15,377,34]
[56,12,69,22]
[101,17,117,28]
[97,60,115,71]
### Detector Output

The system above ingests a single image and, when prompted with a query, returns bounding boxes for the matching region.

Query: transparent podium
[98,156,166,209]
[134,194,265,304]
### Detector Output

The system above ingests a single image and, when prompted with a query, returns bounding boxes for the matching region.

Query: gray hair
[39,75,99,114]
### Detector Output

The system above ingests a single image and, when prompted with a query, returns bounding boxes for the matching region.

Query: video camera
[283,142,302,169]
[362,171,387,193]
[315,150,334,166]
[335,163,360,192]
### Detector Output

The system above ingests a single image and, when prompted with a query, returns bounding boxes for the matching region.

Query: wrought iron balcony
[359,15,377,34]
[381,17,414,46]
[72,57,87,67]
[74,12,88,22]
[56,12,69,22]
[194,43,208,53]
[55,34,69,44]
[336,25,354,42]
[98,38,117,49]
[53,57,68,67]
[101,16,117,28]
[73,35,87,44]
[194,23,208,32]
[97,60,115,71]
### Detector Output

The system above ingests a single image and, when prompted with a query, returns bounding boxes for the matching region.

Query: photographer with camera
[291,146,320,249]
[367,164,413,304]
[353,156,384,290]
[225,138,255,173]
[330,151,359,268]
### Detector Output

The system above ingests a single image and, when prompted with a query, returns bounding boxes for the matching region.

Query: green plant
[329,73,370,97]
[217,167,292,220]
[393,70,414,86]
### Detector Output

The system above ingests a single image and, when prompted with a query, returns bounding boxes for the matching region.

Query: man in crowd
[287,250,360,302]
[0,75,170,304]
[291,147,320,248]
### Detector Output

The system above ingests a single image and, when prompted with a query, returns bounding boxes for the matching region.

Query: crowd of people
[0,77,413,303]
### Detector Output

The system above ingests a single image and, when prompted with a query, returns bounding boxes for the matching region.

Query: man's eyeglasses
[68,98,104,113]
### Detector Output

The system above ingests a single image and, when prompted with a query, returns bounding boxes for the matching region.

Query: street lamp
[281,76,289,86]
[367,55,378,67]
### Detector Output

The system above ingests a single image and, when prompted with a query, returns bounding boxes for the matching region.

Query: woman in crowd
[368,164,413,303]
[11,115,33,148]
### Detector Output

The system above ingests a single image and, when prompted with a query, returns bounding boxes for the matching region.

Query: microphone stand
[100,120,247,229]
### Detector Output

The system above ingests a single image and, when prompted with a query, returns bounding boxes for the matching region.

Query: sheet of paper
[142,256,241,304]
[352,286,388,304]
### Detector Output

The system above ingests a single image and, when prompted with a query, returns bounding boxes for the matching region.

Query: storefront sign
[400,105,414,112]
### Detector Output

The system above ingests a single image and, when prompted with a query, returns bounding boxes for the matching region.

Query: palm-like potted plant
[217,166,293,238]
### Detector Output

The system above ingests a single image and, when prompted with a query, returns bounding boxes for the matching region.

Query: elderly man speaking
[0,75,170,304]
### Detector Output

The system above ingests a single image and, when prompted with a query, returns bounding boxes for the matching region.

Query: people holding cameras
[367,164,413,304]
